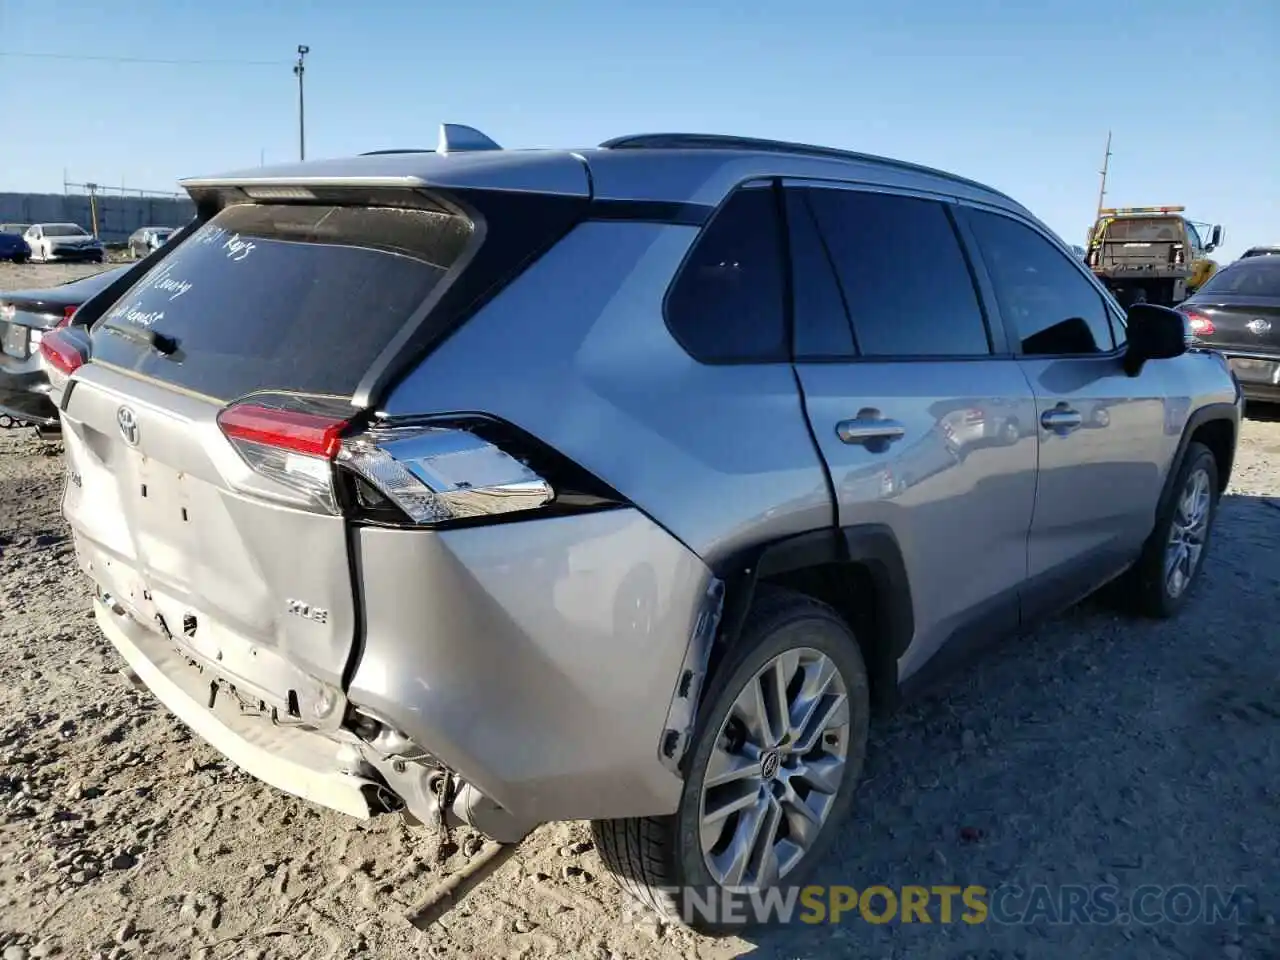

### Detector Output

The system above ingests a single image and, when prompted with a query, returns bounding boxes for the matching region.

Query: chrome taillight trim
[338,423,554,525]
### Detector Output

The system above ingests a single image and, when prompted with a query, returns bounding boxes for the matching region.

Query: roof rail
[437,123,502,155]
[599,132,1011,200]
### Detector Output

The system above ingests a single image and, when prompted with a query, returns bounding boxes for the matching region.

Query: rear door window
[90,203,473,400]
[801,187,992,357]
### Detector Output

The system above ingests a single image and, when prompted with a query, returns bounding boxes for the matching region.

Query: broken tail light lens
[58,305,80,328]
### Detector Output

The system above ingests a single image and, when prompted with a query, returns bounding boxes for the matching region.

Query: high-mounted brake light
[39,328,87,376]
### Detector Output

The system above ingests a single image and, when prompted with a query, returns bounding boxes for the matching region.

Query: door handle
[1040,405,1083,432]
[837,416,906,447]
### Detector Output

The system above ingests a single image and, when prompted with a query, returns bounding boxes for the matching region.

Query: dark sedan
[1178,256,1280,406]
[0,229,31,264]
[0,267,129,428]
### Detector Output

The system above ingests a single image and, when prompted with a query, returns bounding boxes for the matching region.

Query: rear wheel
[593,587,870,933]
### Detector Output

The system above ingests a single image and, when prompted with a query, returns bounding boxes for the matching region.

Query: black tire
[13,253,28,265]
[592,586,870,933]
[1119,441,1220,618]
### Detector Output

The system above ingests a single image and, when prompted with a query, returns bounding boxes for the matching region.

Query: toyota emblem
[1247,317,1272,336]
[117,406,139,446]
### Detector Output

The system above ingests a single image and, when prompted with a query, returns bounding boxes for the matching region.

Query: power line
[0,50,285,66]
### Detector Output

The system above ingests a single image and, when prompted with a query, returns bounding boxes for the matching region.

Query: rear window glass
[1102,219,1182,242]
[90,203,473,400]
[1195,259,1280,297]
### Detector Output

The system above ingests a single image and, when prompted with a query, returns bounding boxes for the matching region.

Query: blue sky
[2,0,1275,258]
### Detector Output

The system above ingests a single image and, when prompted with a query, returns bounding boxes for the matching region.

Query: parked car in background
[24,223,105,263]
[0,223,31,236]
[42,126,1240,931]
[0,228,31,264]
[1178,254,1280,405]
[127,226,178,259]
[1239,245,1280,260]
[0,267,128,428]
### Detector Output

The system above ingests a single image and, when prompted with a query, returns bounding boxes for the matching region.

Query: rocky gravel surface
[1,263,1278,959]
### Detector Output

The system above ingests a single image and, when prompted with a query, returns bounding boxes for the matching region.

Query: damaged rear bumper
[94,596,538,842]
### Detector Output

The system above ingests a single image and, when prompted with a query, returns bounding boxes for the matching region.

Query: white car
[24,223,105,263]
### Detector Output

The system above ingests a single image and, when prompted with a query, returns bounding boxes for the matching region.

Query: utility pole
[85,183,99,238]
[293,45,310,161]
[1095,130,1112,221]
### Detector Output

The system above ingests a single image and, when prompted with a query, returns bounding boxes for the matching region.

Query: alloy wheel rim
[1164,466,1212,599]
[698,646,850,890]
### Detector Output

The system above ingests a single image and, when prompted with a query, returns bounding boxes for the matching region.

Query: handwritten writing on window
[222,232,256,262]
[117,304,165,329]
[144,263,193,301]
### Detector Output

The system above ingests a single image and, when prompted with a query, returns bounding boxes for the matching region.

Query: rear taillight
[216,397,354,512]
[216,397,617,524]
[58,305,80,328]
[39,328,87,376]
[1179,308,1215,337]
[337,424,554,524]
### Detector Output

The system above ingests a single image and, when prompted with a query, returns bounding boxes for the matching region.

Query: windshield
[1195,259,1280,298]
[1102,218,1182,243]
[44,224,89,237]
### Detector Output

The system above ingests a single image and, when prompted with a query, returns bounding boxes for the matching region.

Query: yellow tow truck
[1085,206,1224,307]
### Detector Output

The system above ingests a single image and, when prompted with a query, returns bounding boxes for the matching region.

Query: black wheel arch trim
[709,522,915,670]
[1159,401,1239,518]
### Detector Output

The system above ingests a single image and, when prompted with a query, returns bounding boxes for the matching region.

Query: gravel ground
[1,263,1278,960]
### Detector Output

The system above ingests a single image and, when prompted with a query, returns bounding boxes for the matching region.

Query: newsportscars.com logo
[622,884,1248,927]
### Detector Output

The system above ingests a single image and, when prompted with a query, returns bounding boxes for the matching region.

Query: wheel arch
[1162,402,1238,516]
[708,524,914,716]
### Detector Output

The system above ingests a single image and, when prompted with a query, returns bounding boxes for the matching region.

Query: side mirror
[1124,303,1187,376]
[1208,225,1223,251]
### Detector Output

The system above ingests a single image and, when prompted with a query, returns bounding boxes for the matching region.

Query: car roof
[180,124,1031,221]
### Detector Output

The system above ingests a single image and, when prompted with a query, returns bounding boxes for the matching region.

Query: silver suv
[44,125,1241,928]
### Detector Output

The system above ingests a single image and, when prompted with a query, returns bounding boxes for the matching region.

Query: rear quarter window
[90,203,473,401]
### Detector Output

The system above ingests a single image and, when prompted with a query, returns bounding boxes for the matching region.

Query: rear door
[60,201,474,721]
[959,205,1169,611]
[785,183,1038,680]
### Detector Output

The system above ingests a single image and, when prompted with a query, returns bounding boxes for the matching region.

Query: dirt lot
[1,262,1278,960]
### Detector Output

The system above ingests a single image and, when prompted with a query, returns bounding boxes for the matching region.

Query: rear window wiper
[100,321,179,356]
